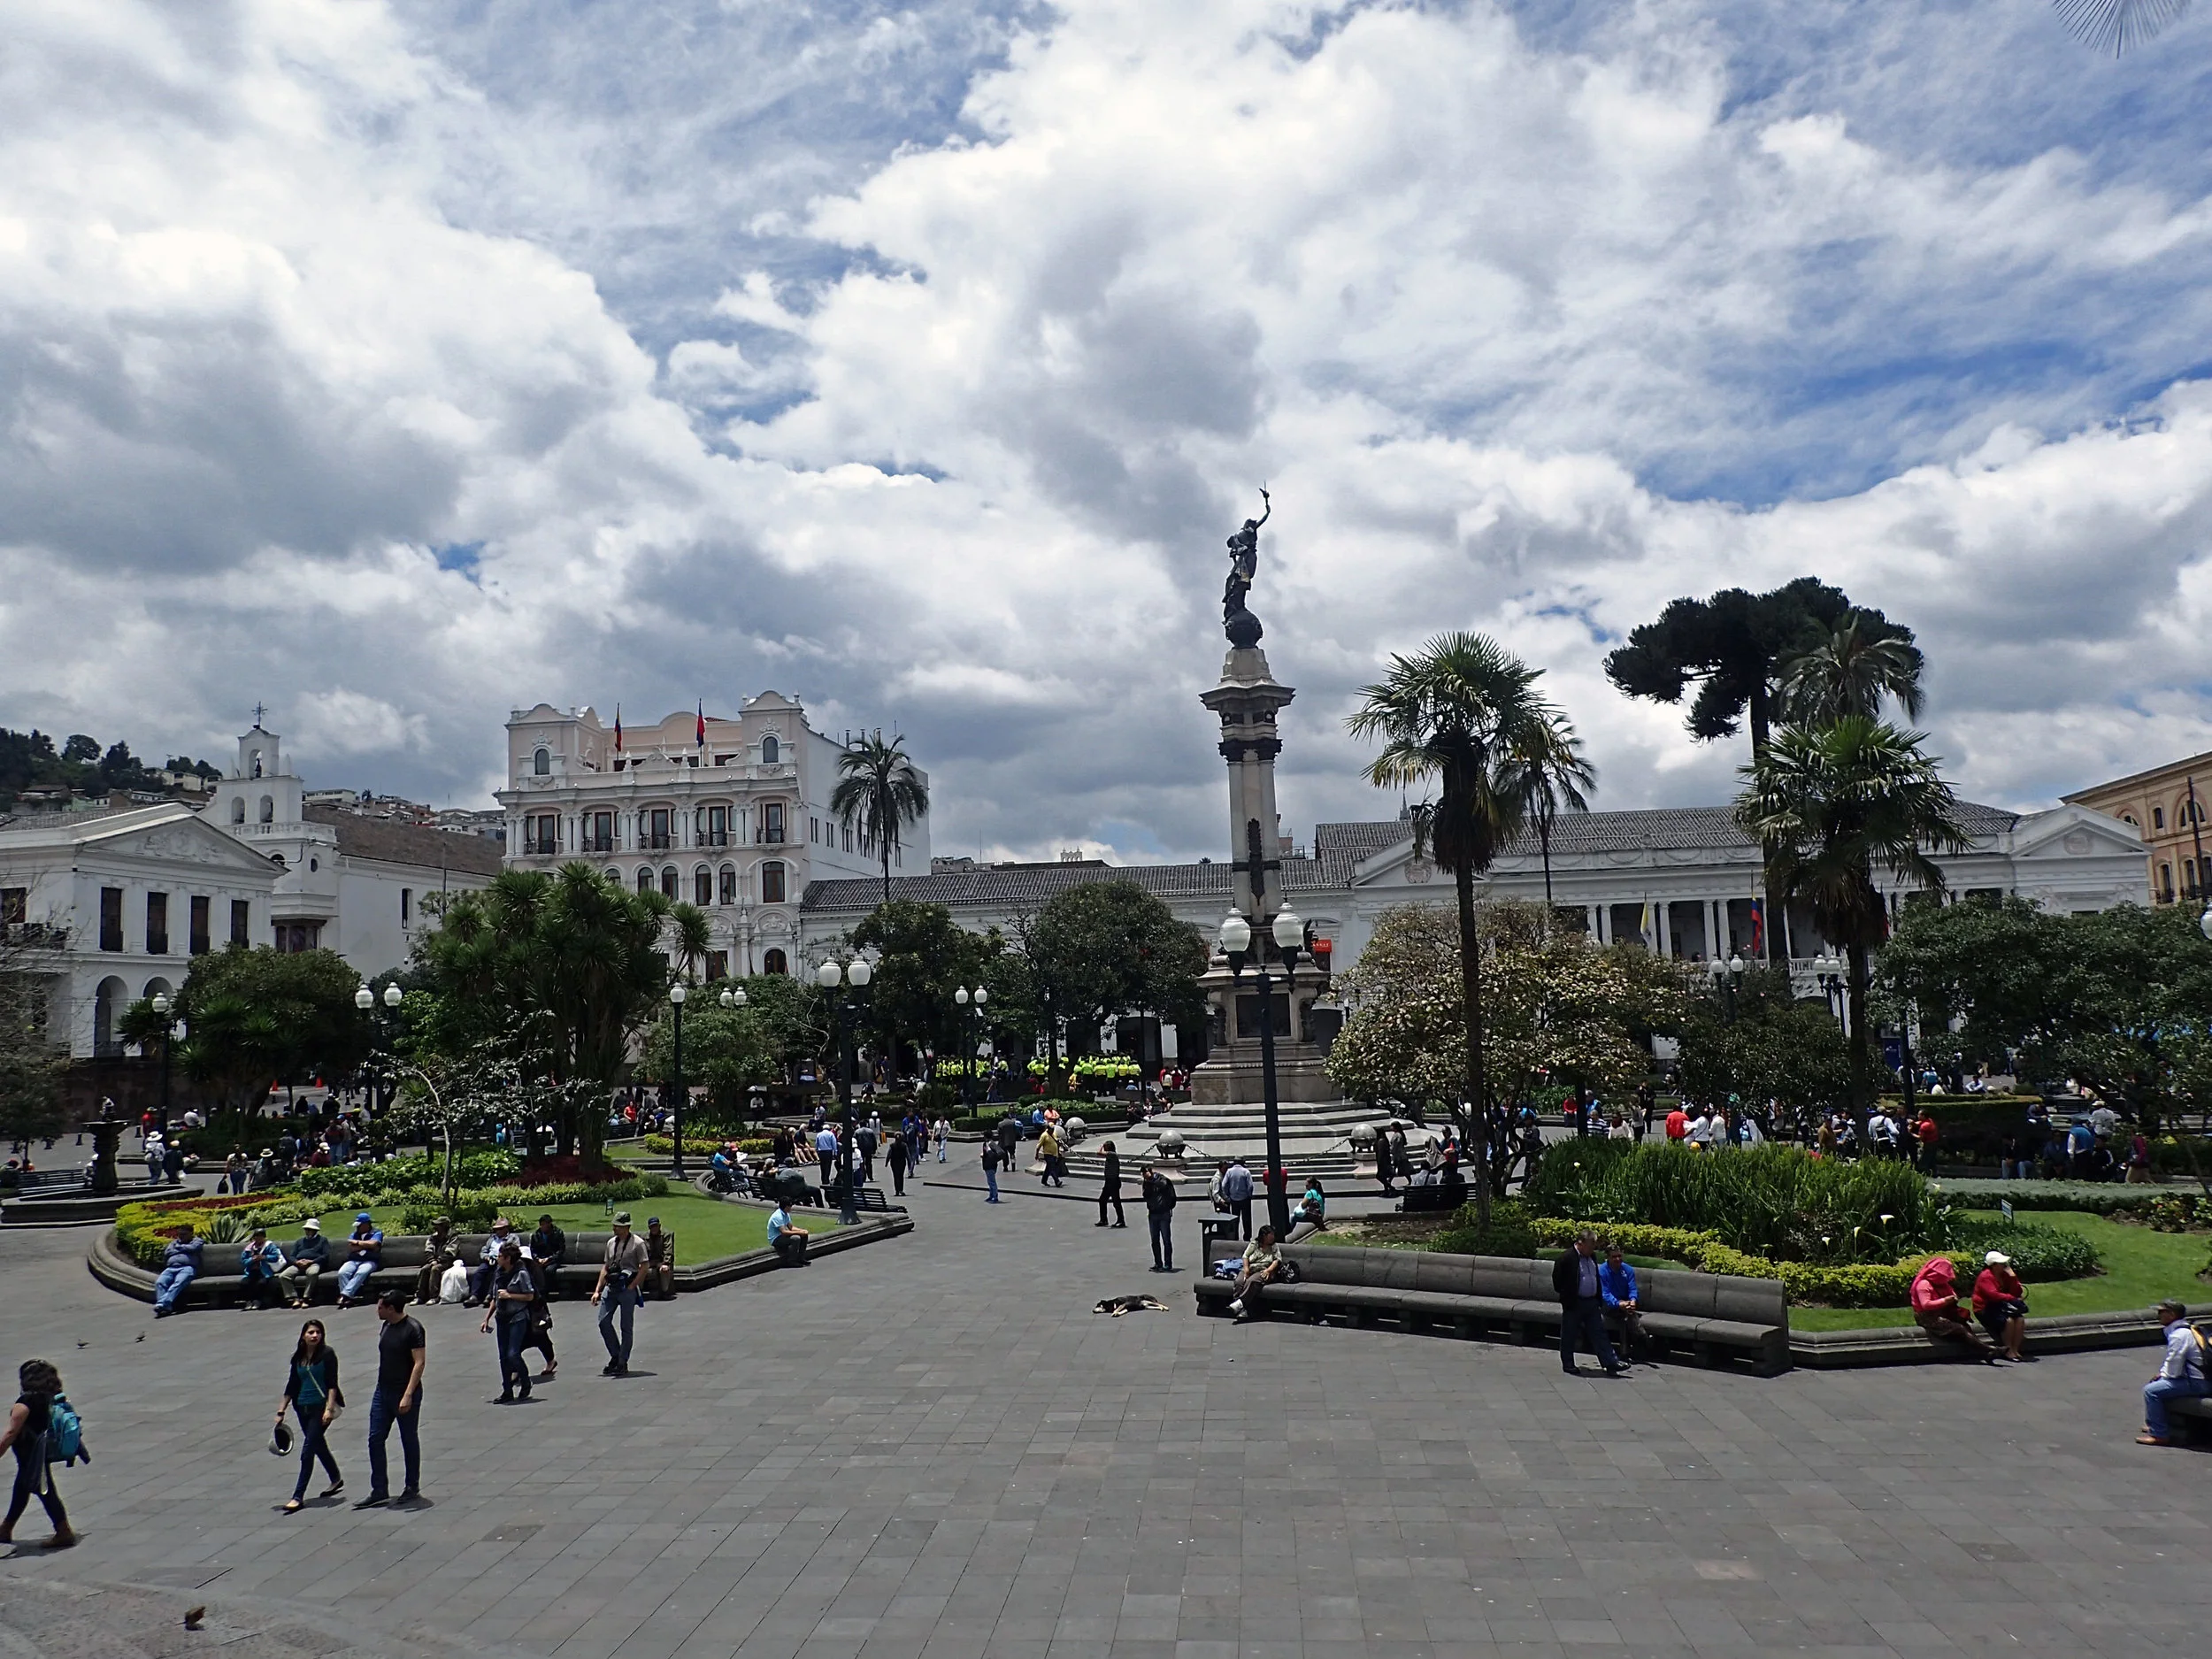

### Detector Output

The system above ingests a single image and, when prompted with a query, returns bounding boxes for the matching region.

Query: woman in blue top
[275,1319,346,1511]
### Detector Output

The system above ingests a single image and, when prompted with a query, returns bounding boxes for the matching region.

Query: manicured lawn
[1791,1210,2211,1330]
[303,1191,783,1263]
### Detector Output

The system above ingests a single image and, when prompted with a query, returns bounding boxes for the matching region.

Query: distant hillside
[0,726,221,810]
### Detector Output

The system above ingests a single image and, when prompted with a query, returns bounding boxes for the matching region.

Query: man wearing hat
[239,1226,287,1310]
[1970,1249,2032,1363]
[591,1212,649,1377]
[276,1217,329,1308]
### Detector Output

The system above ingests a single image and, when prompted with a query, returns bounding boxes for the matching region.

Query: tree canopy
[1672,965,1851,1121]
[164,945,370,1108]
[1878,896,2212,1126]
[1025,881,1208,1068]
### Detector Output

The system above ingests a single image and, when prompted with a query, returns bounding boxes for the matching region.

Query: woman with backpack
[274,1319,346,1512]
[0,1357,77,1548]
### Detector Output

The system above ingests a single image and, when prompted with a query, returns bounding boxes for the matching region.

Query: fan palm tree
[1781,611,1926,726]
[1735,718,1970,1141]
[1505,709,1596,921]
[1347,632,1558,1225]
[2053,0,2190,54]
[830,731,931,908]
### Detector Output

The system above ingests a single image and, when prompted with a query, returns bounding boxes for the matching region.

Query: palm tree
[666,901,712,984]
[1734,718,1970,1143]
[1347,632,1558,1225]
[1607,579,1920,962]
[830,731,931,908]
[1781,611,1926,726]
[2053,0,2190,54]
[1505,709,1595,921]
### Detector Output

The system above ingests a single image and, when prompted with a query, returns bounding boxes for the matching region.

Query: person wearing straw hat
[592,1212,649,1377]
[1970,1250,2032,1363]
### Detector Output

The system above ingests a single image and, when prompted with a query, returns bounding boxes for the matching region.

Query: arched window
[2154,806,2168,829]
[761,860,787,905]
[258,795,274,824]
[694,867,712,906]
[762,734,779,764]
[764,948,787,976]
[637,868,655,895]
[230,798,246,825]
[250,754,263,780]
[661,866,679,899]
[533,747,550,776]
[718,865,737,906]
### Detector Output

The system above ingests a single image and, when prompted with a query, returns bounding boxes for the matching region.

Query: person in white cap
[1970,1249,2031,1362]
[276,1217,329,1308]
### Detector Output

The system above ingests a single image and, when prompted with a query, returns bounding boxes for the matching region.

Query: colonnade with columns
[1580,894,1793,960]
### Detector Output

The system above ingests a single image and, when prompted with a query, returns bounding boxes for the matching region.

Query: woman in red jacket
[1970,1250,2032,1363]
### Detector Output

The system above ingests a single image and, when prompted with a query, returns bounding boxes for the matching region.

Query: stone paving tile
[4,1167,2210,1659]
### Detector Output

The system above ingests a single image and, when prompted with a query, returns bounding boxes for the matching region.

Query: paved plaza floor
[3,1159,2207,1659]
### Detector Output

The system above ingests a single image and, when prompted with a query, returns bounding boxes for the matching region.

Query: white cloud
[2,0,2211,863]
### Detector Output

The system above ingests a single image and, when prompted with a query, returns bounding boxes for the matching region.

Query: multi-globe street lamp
[1707,952,1746,1024]
[1217,906,1305,1240]
[818,956,873,1224]
[1811,951,1847,1029]
[354,981,404,1113]
[953,984,989,1112]
[150,991,185,1134]
[668,982,689,1180]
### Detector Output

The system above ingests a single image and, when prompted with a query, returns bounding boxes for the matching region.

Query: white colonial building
[0,803,280,1057]
[798,799,2147,1049]
[495,695,929,978]
[203,721,503,971]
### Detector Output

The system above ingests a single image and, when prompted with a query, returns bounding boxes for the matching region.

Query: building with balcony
[2062,750,2212,908]
[496,695,928,976]
[204,721,502,973]
[0,803,279,1056]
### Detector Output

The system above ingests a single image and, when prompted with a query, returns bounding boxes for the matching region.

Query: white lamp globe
[1218,913,1252,955]
[354,987,373,1010]
[817,961,842,988]
[1272,910,1304,952]
[849,958,872,988]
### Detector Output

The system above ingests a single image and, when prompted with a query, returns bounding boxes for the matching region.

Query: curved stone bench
[1789,1302,2206,1369]
[1193,1244,1792,1376]
[89,1215,912,1309]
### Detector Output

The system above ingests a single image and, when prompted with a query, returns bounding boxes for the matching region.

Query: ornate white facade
[204,723,502,972]
[496,695,929,977]
[801,800,2148,994]
[0,803,279,1056]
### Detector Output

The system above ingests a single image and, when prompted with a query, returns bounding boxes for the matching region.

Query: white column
[1653,901,1670,956]
[1585,904,1600,941]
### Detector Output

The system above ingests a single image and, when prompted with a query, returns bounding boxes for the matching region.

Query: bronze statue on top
[1221,488,1270,648]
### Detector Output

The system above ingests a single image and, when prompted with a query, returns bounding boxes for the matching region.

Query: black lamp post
[1813,951,1846,1027]
[354,981,403,1117]
[818,956,873,1224]
[1707,952,1745,1024]
[150,991,180,1133]
[718,982,749,1126]
[1217,906,1304,1240]
[669,981,688,1179]
[954,985,988,1112]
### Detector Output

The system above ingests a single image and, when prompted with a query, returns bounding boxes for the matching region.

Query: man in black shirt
[528,1214,566,1299]
[358,1290,426,1507]
[1094,1141,1125,1227]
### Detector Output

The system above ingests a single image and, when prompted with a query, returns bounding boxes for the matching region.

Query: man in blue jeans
[2139,1300,2208,1446]
[1143,1165,1178,1272]
[1550,1231,1624,1378]
[980,1139,1001,1202]
[357,1290,426,1507]
[594,1212,649,1377]
[153,1225,204,1316]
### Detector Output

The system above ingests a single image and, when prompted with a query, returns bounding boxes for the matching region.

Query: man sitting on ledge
[768,1200,809,1266]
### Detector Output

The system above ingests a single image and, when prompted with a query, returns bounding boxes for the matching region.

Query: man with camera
[592,1211,650,1378]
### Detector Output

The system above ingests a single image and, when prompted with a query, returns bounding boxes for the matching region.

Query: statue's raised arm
[1221,488,1271,648]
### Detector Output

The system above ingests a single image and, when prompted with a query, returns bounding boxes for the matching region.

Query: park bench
[1192,1243,1792,1376]
[1396,1182,1466,1215]
[2171,1393,2212,1444]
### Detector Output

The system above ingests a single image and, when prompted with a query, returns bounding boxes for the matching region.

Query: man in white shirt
[2139,1301,2207,1446]
[1684,1110,1719,1152]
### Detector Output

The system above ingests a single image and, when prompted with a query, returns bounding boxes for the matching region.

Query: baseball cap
[1984,1250,2010,1265]
[355,1211,373,1224]
[648,1216,660,1225]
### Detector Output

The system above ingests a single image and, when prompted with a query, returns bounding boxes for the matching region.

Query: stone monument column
[1202,648,1295,925]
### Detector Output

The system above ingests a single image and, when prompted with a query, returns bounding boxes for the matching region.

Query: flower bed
[114,1171,670,1265]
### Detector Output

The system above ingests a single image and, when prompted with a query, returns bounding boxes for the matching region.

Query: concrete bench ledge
[1193,1244,1792,1377]
[88,1213,912,1309]
[1790,1302,2205,1369]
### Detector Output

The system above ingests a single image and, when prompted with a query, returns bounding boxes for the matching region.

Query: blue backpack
[47,1394,87,1465]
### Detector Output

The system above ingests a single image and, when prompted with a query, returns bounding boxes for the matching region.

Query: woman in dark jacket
[0,1358,73,1548]
[274,1319,346,1511]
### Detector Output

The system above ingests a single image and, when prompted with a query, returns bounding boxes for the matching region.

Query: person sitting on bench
[768,1201,809,1266]
[1226,1226,1285,1322]
[1910,1257,1997,1363]
[1284,1180,1327,1243]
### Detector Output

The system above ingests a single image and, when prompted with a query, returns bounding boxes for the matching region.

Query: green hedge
[1525,1141,1935,1263]
[293,1149,521,1197]
[1939,1216,2102,1280]
[1932,1179,2179,1215]
[1433,1199,1536,1260]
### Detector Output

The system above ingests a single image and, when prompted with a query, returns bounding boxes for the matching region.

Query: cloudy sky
[4,0,2211,863]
